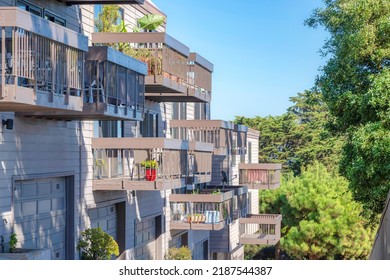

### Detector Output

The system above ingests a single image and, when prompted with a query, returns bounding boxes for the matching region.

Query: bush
[77,227,119,260]
[8,233,17,253]
[165,246,192,260]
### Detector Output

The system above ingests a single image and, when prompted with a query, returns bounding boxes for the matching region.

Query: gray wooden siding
[210,227,229,253]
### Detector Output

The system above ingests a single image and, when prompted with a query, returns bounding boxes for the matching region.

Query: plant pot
[145,169,156,181]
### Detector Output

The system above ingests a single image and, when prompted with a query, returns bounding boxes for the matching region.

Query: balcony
[92,32,196,102]
[0,7,87,114]
[82,46,146,120]
[239,163,282,190]
[92,137,188,191]
[239,214,282,245]
[61,1,144,4]
[186,141,213,185]
[170,189,234,231]
[207,185,249,220]
[187,52,213,103]
[170,119,235,155]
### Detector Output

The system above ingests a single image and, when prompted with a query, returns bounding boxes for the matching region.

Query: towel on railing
[247,170,268,183]
[204,211,221,224]
[214,211,220,223]
[205,211,211,224]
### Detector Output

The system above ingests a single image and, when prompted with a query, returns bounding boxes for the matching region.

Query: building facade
[0,0,281,260]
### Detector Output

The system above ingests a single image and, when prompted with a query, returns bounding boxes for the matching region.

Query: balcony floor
[239,233,280,245]
[93,177,185,191]
[170,221,224,231]
[243,182,281,190]
[0,87,82,113]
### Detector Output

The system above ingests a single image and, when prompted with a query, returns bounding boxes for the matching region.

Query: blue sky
[152,0,328,121]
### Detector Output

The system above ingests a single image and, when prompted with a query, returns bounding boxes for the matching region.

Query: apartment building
[0,0,282,260]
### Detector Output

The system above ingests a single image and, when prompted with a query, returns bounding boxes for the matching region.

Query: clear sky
[152,0,328,121]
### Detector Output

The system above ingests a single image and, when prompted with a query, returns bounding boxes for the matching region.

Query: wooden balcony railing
[187,52,213,103]
[92,138,188,191]
[239,214,282,245]
[0,7,87,114]
[170,119,236,155]
[170,189,234,231]
[239,163,282,190]
[92,32,198,102]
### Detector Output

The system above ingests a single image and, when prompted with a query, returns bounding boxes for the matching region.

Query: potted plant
[141,159,158,181]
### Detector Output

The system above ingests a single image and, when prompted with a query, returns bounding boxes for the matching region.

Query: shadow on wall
[0,114,86,260]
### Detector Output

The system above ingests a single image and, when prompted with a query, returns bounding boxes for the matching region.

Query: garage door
[13,177,67,260]
[89,204,117,241]
[134,216,162,260]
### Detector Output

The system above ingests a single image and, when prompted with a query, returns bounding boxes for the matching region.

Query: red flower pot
[145,169,157,181]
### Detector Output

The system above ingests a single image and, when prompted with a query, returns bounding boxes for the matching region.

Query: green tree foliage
[77,227,119,260]
[235,90,343,174]
[244,245,279,260]
[94,5,120,32]
[8,233,17,253]
[259,163,373,259]
[165,246,192,260]
[306,0,390,221]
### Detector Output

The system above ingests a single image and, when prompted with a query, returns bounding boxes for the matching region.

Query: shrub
[165,246,192,260]
[77,227,119,260]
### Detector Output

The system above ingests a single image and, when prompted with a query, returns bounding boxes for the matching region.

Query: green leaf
[137,14,165,31]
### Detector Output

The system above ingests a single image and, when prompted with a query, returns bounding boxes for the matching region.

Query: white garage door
[135,217,156,260]
[13,177,67,260]
[89,204,117,240]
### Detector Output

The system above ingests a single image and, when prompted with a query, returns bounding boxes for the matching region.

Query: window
[44,11,66,27]
[194,102,209,120]
[172,102,187,120]
[94,5,124,32]
[94,4,103,20]
[117,8,124,25]
[140,112,158,137]
[18,0,42,17]
[94,121,123,138]
[248,142,252,163]
[172,103,186,139]
[18,1,66,27]
[94,5,103,32]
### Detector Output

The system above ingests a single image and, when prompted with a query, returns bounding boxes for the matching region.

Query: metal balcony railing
[170,189,235,231]
[82,46,147,121]
[0,7,87,113]
[92,32,197,102]
[186,141,213,185]
[92,138,188,191]
[187,52,213,103]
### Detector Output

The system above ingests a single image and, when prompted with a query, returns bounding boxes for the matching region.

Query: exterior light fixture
[2,118,14,130]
